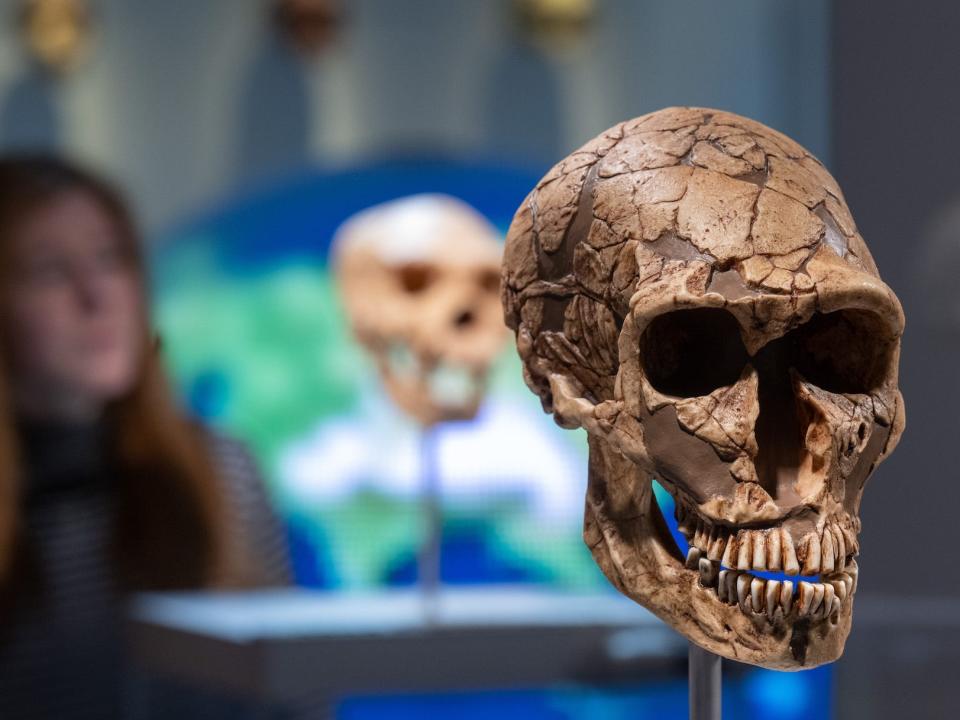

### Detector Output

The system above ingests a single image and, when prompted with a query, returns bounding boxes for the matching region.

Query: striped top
[0,422,290,720]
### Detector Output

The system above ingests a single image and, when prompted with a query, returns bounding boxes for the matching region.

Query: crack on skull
[814,202,849,258]
[644,230,717,264]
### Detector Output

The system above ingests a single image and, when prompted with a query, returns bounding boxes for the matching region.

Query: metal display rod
[689,641,721,720]
[418,427,442,621]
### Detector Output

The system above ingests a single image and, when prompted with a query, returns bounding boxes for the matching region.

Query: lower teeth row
[688,549,856,621]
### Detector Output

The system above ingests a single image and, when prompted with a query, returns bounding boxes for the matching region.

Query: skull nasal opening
[751,308,894,500]
[454,308,475,328]
[752,338,804,499]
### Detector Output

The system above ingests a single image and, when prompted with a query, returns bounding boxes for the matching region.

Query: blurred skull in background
[334,194,505,427]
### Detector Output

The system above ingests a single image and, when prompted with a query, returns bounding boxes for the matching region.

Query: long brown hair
[0,154,231,592]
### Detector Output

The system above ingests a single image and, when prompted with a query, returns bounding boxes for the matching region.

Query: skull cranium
[334,194,505,426]
[501,107,905,669]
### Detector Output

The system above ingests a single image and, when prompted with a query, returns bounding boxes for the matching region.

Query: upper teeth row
[676,505,858,575]
[689,550,858,621]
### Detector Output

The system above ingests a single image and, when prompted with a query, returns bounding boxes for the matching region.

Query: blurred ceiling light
[272,0,341,57]
[18,0,92,73]
[515,0,596,50]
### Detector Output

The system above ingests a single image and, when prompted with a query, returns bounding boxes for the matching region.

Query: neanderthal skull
[334,194,505,427]
[501,108,905,669]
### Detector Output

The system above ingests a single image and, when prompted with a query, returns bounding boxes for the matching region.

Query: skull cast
[501,107,905,669]
[334,194,506,427]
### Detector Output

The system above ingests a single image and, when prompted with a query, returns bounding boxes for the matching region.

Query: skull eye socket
[790,309,894,394]
[397,263,434,293]
[640,308,749,397]
[478,268,501,294]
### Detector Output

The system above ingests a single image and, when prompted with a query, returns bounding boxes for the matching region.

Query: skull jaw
[380,365,484,427]
[584,435,852,670]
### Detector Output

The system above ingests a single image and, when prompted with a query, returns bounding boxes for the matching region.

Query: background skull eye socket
[640,308,749,397]
[790,309,894,394]
[478,268,501,294]
[397,263,434,293]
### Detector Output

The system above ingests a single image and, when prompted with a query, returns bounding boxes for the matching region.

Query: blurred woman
[0,155,289,719]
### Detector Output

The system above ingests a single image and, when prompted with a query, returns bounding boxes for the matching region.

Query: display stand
[689,641,721,720]
[418,426,442,622]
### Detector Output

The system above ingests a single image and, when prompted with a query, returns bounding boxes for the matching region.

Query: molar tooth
[752,532,767,571]
[780,580,794,615]
[848,561,859,592]
[821,529,836,574]
[830,597,842,617]
[718,570,729,602]
[841,526,858,555]
[699,522,712,551]
[685,546,702,570]
[699,558,719,587]
[737,574,751,612]
[765,580,781,620]
[694,523,705,550]
[701,523,713,551]
[798,581,814,616]
[725,571,740,605]
[781,529,800,575]
[822,584,836,619]
[811,583,826,618]
[721,534,738,568]
[840,573,853,599]
[751,577,765,614]
[802,533,821,576]
[832,525,846,565]
[737,532,753,570]
[708,531,726,562]
[830,579,848,603]
[767,529,781,571]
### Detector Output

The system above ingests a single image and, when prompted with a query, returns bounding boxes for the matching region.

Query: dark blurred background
[0,0,955,718]
[833,3,960,717]
[0,0,832,231]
